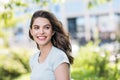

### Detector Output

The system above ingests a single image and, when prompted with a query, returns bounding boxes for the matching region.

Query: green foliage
[13,73,30,80]
[0,0,28,28]
[10,48,31,72]
[88,0,112,9]
[71,42,120,80]
[0,47,31,80]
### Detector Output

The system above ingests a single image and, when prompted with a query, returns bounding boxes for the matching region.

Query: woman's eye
[34,26,39,29]
[45,26,50,29]
[44,25,51,29]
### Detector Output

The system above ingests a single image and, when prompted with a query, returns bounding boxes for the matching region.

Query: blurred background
[0,0,120,80]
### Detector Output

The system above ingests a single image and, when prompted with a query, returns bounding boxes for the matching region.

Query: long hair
[29,10,74,64]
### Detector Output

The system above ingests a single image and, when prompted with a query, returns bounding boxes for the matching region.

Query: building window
[67,18,77,39]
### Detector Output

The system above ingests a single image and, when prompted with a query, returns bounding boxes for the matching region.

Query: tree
[0,0,62,47]
[88,0,112,9]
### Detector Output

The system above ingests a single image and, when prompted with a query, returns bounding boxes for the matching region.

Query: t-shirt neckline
[37,46,54,64]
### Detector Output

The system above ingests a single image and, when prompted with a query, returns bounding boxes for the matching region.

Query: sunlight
[0,0,10,12]
[0,0,10,4]
[0,6,4,12]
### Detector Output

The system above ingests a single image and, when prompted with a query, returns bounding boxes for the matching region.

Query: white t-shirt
[29,46,70,80]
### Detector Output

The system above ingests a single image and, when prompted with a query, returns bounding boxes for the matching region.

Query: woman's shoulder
[30,52,39,62]
[52,46,65,55]
[51,46,70,70]
[29,52,39,70]
[52,46,68,60]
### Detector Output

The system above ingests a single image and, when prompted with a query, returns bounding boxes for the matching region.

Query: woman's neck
[38,43,53,63]
[39,43,53,56]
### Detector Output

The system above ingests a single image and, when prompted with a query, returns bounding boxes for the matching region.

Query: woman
[29,10,74,80]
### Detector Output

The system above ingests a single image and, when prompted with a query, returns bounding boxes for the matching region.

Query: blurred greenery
[13,73,30,80]
[0,47,31,80]
[88,0,112,9]
[71,42,120,80]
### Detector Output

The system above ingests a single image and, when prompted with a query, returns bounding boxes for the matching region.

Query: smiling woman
[29,10,74,80]
[30,17,54,46]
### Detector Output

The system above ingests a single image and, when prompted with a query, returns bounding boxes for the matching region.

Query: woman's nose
[39,29,44,34]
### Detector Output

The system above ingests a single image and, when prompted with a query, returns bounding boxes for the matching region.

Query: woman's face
[30,17,54,47]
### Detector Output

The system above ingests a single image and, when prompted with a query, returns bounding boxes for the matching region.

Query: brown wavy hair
[29,10,74,64]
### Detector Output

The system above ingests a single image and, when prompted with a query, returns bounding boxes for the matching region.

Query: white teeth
[37,36,46,40]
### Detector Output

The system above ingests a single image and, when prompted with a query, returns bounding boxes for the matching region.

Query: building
[49,0,120,45]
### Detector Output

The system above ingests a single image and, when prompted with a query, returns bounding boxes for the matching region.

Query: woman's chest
[31,62,55,80]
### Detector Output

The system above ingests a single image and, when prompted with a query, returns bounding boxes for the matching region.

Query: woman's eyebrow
[32,24,39,27]
[32,25,39,29]
[32,24,51,28]
[44,24,51,26]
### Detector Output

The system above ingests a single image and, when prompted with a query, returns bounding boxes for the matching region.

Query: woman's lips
[37,36,46,40]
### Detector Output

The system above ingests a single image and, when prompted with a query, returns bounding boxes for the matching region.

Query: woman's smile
[37,36,47,40]
[30,17,54,46]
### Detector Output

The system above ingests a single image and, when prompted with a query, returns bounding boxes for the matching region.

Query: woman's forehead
[33,17,51,25]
